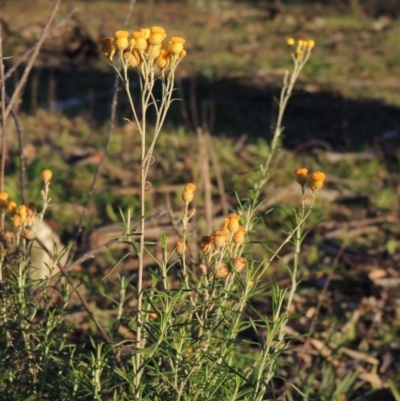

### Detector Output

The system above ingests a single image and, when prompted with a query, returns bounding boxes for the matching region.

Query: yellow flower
[287,37,295,46]
[156,49,170,70]
[298,39,305,48]
[41,169,53,185]
[182,183,196,204]
[99,37,115,60]
[140,28,150,39]
[114,30,130,51]
[175,238,188,255]
[0,192,9,208]
[215,263,230,279]
[200,235,213,254]
[12,214,22,229]
[133,31,148,52]
[232,256,246,273]
[7,201,17,216]
[168,37,185,56]
[147,44,162,59]
[211,230,227,248]
[149,26,167,46]
[227,213,241,234]
[233,226,246,247]
[179,49,187,58]
[309,171,326,192]
[295,168,308,187]
[295,49,303,60]
[307,39,315,49]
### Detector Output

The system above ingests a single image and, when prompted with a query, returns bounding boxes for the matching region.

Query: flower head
[227,213,241,234]
[99,37,115,60]
[133,31,148,52]
[211,230,228,248]
[149,26,167,46]
[309,171,326,192]
[114,30,130,51]
[232,256,246,273]
[41,169,53,185]
[295,168,308,187]
[200,235,213,254]
[175,238,188,255]
[0,192,9,208]
[182,183,196,204]
[307,39,315,49]
[7,201,17,216]
[168,37,185,56]
[156,49,170,70]
[287,37,295,46]
[233,226,246,247]
[215,263,230,279]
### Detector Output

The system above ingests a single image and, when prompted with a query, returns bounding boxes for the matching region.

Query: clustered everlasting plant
[0,17,333,400]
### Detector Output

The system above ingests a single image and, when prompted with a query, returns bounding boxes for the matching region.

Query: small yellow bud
[156,49,170,70]
[307,39,315,49]
[182,183,196,204]
[7,201,17,216]
[287,37,295,46]
[179,49,187,58]
[309,171,326,192]
[295,168,308,187]
[0,192,9,208]
[227,213,241,234]
[41,169,53,185]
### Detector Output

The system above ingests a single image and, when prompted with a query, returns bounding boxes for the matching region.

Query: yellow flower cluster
[199,213,247,279]
[7,200,37,230]
[286,38,315,61]
[99,26,186,70]
[295,168,326,192]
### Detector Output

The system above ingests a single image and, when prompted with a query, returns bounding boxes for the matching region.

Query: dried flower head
[200,235,213,254]
[41,169,52,185]
[21,228,35,241]
[182,183,196,204]
[115,30,130,51]
[99,37,115,60]
[228,213,241,234]
[232,256,246,273]
[309,171,326,192]
[2,231,15,243]
[168,37,185,56]
[233,226,246,247]
[0,192,9,208]
[295,168,308,187]
[287,37,295,46]
[149,26,167,46]
[211,230,227,248]
[175,238,188,255]
[215,263,230,279]
[198,263,209,276]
